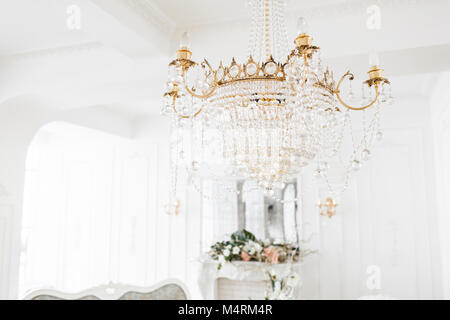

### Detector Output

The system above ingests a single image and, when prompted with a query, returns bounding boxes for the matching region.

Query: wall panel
[304,126,437,299]
[0,204,13,299]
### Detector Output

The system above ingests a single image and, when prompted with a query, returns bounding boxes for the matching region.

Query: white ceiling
[0,0,449,118]
[0,0,96,55]
[152,0,348,27]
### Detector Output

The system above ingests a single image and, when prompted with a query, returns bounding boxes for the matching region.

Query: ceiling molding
[184,0,425,28]
[3,42,105,62]
[124,0,177,34]
[295,0,424,20]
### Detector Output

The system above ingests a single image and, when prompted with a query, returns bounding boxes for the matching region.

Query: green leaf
[231,229,256,242]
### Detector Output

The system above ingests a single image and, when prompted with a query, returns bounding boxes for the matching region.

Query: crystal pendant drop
[352,160,362,171]
[191,161,200,171]
[313,168,323,179]
[376,131,384,141]
[362,149,371,161]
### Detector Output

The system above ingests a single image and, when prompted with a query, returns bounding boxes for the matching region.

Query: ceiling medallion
[162,0,393,214]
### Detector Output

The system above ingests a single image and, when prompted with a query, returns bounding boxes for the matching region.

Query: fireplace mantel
[198,259,303,300]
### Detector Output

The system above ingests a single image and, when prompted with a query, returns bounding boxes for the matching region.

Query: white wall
[0,88,444,300]
[0,95,203,299]
[133,114,203,299]
[0,95,133,299]
[430,72,450,298]
[20,122,167,295]
[0,96,203,299]
[132,90,443,300]
[300,94,442,299]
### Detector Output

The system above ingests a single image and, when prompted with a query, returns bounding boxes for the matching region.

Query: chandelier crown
[214,55,285,86]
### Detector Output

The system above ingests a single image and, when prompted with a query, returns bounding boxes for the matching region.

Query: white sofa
[23,279,190,300]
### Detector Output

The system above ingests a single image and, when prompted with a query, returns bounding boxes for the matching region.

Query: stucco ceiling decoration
[148,0,425,28]
[124,0,177,35]
[4,42,105,63]
[294,0,424,20]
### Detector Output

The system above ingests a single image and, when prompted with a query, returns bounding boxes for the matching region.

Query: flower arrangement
[266,271,299,300]
[208,230,300,270]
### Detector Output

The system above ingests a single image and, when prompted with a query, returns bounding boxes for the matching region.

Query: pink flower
[271,250,280,264]
[264,247,280,264]
[241,251,251,262]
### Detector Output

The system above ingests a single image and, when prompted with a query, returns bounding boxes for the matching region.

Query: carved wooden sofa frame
[23,279,190,300]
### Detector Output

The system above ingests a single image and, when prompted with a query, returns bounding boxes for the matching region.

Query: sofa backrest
[23,279,189,300]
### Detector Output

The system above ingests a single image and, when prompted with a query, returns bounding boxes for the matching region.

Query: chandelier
[162,0,393,214]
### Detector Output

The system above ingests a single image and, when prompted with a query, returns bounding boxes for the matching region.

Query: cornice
[187,0,424,28]
[4,42,105,62]
[124,0,176,34]
[295,0,422,19]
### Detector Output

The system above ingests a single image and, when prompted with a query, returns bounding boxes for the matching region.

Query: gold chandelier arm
[334,71,379,111]
[171,95,203,119]
[181,60,218,99]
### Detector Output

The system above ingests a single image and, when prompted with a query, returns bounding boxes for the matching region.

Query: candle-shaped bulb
[180,32,190,49]
[297,17,309,35]
[369,51,380,67]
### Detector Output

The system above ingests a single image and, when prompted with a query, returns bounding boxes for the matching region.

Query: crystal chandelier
[162,0,393,213]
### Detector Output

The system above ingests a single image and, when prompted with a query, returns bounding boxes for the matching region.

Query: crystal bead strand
[247,0,258,59]
[166,117,180,214]
[264,0,273,61]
